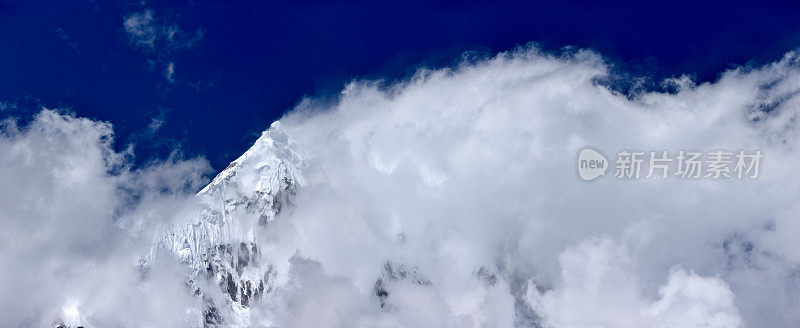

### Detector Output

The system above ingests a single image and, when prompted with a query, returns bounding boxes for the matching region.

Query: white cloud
[527,236,742,327]
[123,8,202,83]
[252,46,800,327]
[123,9,157,50]
[6,45,800,326]
[165,61,175,83]
[0,109,210,327]
[148,113,164,133]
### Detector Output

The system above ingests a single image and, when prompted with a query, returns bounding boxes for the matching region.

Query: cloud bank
[268,46,800,327]
[0,110,211,327]
[4,45,800,327]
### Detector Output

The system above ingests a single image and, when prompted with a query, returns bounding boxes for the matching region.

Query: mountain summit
[143,121,304,325]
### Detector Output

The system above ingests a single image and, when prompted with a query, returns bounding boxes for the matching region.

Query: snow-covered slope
[143,121,305,325]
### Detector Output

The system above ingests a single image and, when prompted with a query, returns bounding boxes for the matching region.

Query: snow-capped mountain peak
[143,121,305,325]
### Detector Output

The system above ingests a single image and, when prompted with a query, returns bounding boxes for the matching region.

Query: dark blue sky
[2,0,800,171]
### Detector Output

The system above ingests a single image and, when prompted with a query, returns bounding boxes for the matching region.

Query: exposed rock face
[138,121,502,326]
[139,121,303,324]
[373,260,432,309]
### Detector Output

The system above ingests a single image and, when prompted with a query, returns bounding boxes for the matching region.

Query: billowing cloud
[0,110,211,327]
[257,46,800,327]
[5,45,800,327]
[527,236,741,327]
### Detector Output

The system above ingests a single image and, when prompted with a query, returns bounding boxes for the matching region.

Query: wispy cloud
[54,28,80,55]
[123,7,203,83]
[164,61,175,83]
[0,101,16,112]
[123,9,157,49]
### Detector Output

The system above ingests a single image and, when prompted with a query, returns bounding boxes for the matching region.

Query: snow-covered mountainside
[142,121,305,325]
